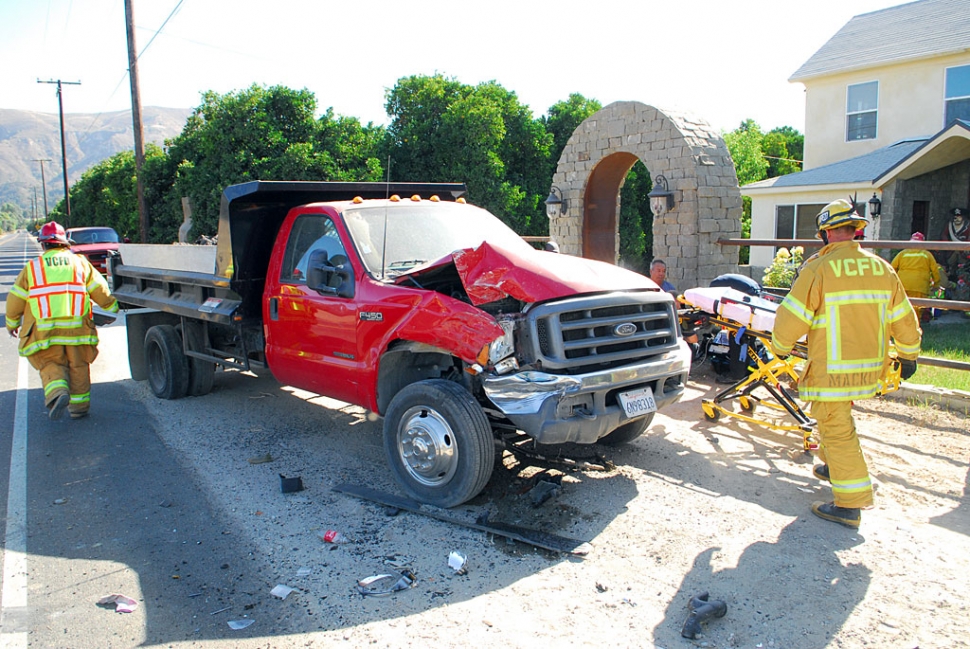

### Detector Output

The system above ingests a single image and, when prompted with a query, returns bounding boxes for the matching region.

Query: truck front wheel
[598,413,655,446]
[145,324,189,400]
[383,379,494,508]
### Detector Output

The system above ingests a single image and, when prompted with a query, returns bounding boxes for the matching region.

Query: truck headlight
[488,318,515,364]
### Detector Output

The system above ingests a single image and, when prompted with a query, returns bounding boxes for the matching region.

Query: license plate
[617,386,657,419]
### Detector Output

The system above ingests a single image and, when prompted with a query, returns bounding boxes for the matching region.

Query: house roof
[790,0,970,82]
[743,138,927,190]
[743,119,970,192]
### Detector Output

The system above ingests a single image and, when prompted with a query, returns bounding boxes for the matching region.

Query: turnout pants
[811,400,874,509]
[27,345,98,416]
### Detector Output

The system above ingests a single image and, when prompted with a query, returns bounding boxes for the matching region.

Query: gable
[791,0,970,82]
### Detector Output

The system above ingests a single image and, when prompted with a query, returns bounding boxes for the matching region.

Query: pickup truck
[110,181,691,507]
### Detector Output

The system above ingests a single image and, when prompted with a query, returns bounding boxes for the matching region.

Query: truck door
[264,212,359,404]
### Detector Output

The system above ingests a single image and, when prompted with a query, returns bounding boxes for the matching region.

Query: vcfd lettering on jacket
[771,240,922,402]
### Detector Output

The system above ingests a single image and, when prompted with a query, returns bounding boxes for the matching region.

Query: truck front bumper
[482,340,692,444]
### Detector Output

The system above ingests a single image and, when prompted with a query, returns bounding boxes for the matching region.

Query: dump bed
[110,180,467,322]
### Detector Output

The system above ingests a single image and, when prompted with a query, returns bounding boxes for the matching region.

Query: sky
[0,0,909,135]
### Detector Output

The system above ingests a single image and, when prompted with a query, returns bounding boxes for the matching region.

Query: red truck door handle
[269,297,279,321]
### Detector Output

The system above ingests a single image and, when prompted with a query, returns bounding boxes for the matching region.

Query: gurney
[680,286,902,451]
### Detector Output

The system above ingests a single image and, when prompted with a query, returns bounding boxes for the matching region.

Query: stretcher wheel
[701,401,720,422]
[739,396,756,413]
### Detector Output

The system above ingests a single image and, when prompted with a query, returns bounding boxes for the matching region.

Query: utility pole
[37,78,80,223]
[124,0,149,243]
[31,158,52,217]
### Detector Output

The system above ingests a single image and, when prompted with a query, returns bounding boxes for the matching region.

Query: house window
[846,81,878,141]
[774,204,825,255]
[945,64,970,123]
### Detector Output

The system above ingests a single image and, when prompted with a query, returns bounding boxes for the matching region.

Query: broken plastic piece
[320,530,349,544]
[295,567,312,578]
[96,594,138,613]
[228,619,255,630]
[356,570,416,597]
[270,584,295,600]
[248,454,273,464]
[529,480,562,507]
[279,474,304,493]
[448,551,467,575]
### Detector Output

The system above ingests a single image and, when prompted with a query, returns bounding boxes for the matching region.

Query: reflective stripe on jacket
[5,248,119,356]
[891,248,940,296]
[771,240,922,402]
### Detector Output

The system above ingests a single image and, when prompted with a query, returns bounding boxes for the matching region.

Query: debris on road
[96,594,138,613]
[447,551,467,575]
[681,591,728,639]
[270,584,296,600]
[333,483,593,556]
[279,474,304,493]
[319,530,350,544]
[247,453,274,464]
[529,479,562,507]
[228,619,255,630]
[356,570,417,597]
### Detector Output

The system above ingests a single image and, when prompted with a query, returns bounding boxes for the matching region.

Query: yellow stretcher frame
[692,316,902,451]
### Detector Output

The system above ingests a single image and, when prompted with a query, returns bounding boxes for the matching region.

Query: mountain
[0,107,191,215]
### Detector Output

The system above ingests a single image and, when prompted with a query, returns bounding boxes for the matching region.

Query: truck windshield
[68,228,120,244]
[342,201,534,278]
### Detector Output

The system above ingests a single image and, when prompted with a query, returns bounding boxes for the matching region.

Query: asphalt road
[0,231,279,647]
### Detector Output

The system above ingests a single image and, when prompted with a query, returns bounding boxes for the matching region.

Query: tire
[598,413,655,446]
[144,324,189,400]
[181,322,215,397]
[739,396,756,413]
[383,379,494,508]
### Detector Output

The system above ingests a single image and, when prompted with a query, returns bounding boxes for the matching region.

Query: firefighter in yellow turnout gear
[771,200,922,528]
[5,222,120,420]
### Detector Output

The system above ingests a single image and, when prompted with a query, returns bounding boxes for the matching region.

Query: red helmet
[910,232,925,241]
[38,221,70,245]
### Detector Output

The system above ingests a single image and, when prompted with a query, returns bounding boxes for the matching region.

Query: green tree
[65,144,166,240]
[724,120,770,265]
[162,84,384,240]
[383,74,552,234]
[542,93,602,173]
[763,126,803,177]
[618,162,654,273]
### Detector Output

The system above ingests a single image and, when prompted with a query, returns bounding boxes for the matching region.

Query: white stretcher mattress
[682,286,779,333]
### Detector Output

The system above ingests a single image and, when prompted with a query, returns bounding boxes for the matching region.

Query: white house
[744,0,970,268]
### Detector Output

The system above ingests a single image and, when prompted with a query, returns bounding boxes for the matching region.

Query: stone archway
[549,101,742,289]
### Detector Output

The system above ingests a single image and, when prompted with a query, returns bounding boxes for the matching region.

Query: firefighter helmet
[37,221,70,245]
[910,232,925,241]
[815,199,869,238]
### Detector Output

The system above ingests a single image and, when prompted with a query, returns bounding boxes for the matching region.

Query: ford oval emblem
[613,322,637,337]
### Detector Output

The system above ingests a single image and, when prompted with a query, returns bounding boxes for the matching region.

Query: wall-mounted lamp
[868,192,882,218]
[648,174,675,217]
[545,185,568,219]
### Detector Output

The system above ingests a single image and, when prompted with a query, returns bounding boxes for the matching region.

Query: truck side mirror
[306,250,355,299]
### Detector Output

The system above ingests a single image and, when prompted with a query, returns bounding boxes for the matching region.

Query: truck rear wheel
[145,324,189,400]
[181,322,215,397]
[598,413,655,446]
[383,379,494,508]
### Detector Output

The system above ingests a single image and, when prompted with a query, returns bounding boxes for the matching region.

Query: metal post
[31,158,52,217]
[125,0,149,243]
[37,79,80,223]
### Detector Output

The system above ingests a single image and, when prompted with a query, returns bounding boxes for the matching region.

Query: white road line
[1,234,31,648]
[0,357,29,649]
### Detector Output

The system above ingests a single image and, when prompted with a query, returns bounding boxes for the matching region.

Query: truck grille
[526,292,678,374]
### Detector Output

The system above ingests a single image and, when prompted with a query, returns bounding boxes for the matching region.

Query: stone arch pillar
[549,101,742,289]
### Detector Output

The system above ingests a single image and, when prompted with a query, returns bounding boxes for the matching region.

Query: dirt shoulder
[112,327,970,648]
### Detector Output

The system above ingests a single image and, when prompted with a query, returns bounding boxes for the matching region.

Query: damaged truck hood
[398,241,659,305]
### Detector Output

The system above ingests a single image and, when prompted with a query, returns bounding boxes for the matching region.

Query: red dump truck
[110,181,691,506]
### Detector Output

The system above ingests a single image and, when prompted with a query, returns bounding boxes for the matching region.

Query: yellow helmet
[815,199,869,238]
